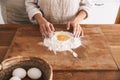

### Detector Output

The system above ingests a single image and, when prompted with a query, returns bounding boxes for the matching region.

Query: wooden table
[0,24,120,80]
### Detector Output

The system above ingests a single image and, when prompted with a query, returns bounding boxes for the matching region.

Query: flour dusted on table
[39,31,82,57]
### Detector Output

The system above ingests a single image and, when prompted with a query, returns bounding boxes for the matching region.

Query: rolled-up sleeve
[79,0,92,18]
[25,0,42,23]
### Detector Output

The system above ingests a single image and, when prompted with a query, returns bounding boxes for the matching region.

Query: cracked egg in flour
[40,31,82,57]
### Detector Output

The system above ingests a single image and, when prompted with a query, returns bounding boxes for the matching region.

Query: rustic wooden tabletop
[0,24,120,80]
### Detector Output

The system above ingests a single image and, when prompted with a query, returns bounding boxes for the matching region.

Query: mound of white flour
[39,31,82,57]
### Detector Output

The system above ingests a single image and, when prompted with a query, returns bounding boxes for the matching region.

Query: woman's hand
[34,13,55,38]
[67,21,84,37]
[67,10,87,37]
[39,20,55,38]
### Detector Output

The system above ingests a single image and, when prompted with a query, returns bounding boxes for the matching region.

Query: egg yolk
[57,35,70,41]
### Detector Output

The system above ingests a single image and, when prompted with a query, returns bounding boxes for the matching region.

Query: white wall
[0,4,4,24]
[81,0,120,24]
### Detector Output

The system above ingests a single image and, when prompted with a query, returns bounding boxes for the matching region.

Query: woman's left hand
[67,21,84,37]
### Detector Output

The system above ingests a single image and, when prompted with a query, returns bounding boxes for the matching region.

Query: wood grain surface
[53,71,120,80]
[3,24,118,70]
[0,25,17,63]
[0,24,120,80]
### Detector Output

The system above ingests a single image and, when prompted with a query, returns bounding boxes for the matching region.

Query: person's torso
[38,0,81,24]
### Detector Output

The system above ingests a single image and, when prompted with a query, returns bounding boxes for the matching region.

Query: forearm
[74,10,87,23]
[34,13,47,25]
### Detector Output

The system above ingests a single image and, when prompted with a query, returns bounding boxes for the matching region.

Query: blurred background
[0,0,120,24]
[0,2,4,24]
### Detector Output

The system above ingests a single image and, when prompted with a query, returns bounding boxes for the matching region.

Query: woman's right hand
[34,13,55,38]
[39,20,55,38]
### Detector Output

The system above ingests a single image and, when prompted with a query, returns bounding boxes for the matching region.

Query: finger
[46,24,52,33]
[75,24,80,37]
[45,23,53,38]
[67,22,71,30]
[40,25,46,38]
[78,30,83,37]
[75,31,79,37]
[40,25,44,33]
[49,33,54,38]
[81,29,84,37]
[50,24,55,38]
[45,24,53,38]
[79,26,84,37]
[50,24,55,32]
[46,24,53,38]
[78,25,82,37]
[76,25,80,37]
[41,24,47,33]
[42,25,49,38]
[78,32,80,37]
[73,24,77,36]
[42,32,46,39]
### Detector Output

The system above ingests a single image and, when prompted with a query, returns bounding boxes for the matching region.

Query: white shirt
[25,0,92,24]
